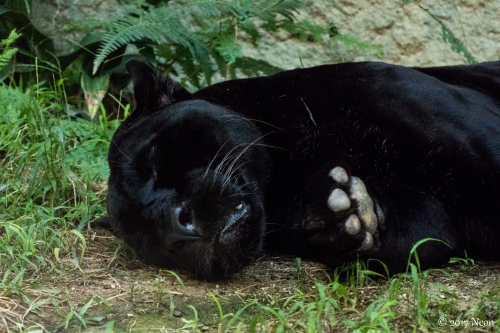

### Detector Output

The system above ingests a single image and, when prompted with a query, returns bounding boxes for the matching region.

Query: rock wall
[31,0,133,55]
[32,0,499,70]
[242,0,500,69]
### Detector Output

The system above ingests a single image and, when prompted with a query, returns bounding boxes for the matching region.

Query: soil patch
[1,229,499,332]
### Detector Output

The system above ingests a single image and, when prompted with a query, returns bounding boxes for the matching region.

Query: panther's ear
[126,60,192,112]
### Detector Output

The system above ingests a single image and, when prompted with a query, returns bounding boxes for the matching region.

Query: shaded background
[32,0,500,70]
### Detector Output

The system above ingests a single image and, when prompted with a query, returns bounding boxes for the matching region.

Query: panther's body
[107,60,500,279]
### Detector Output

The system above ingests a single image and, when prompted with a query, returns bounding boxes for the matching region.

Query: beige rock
[241,0,500,68]
[32,0,499,68]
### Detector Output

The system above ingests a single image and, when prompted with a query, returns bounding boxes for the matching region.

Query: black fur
[106,60,500,279]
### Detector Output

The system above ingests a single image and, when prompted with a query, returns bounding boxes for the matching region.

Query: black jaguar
[106,60,500,279]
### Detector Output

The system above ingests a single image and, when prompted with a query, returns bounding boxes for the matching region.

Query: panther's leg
[301,163,462,273]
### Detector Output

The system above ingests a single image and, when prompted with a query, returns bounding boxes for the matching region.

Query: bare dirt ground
[1,229,500,332]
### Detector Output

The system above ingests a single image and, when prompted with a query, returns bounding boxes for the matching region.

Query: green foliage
[92,0,321,88]
[280,19,329,42]
[0,0,128,123]
[344,299,396,332]
[54,295,106,331]
[441,24,477,64]
[0,65,115,289]
[449,250,475,271]
[209,240,489,332]
[331,34,383,57]
[0,28,20,75]
[419,4,477,64]
[0,2,489,331]
[402,1,477,64]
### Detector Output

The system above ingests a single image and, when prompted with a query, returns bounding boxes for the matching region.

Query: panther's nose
[173,202,198,236]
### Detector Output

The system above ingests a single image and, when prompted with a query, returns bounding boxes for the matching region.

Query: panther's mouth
[161,196,261,279]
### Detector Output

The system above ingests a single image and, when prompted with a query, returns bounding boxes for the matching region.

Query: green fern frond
[214,33,242,65]
[174,43,211,88]
[93,8,194,74]
[332,34,383,56]
[0,47,17,68]
[240,19,260,46]
[0,29,21,69]
[251,0,302,21]
[408,3,477,64]
[441,25,477,64]
[182,0,301,21]
[93,0,321,88]
[280,19,329,42]
[233,56,283,77]
[182,0,248,19]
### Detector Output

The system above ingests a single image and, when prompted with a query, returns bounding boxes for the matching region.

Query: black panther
[106,59,500,279]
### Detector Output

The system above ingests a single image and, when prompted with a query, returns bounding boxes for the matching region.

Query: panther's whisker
[252,143,289,152]
[219,192,254,201]
[234,183,258,195]
[221,161,251,192]
[204,140,229,179]
[108,161,128,166]
[213,146,240,179]
[220,114,258,130]
[211,146,240,189]
[218,133,273,192]
[221,114,284,131]
[230,132,275,167]
[112,141,131,160]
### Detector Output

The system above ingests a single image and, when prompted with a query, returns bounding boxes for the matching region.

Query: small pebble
[173,309,183,317]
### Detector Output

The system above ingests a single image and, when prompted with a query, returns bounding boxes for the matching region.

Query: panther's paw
[303,166,384,252]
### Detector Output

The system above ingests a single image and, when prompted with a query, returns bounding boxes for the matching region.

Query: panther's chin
[171,239,263,280]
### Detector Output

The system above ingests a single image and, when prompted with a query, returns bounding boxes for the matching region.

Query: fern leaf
[280,19,329,42]
[240,19,260,46]
[252,0,302,21]
[441,25,477,64]
[183,0,248,19]
[214,32,242,65]
[0,29,21,69]
[413,4,477,64]
[234,56,283,77]
[332,34,383,56]
[93,8,193,74]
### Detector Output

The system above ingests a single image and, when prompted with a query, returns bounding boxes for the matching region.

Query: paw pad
[326,166,381,251]
[329,166,349,184]
[344,214,361,235]
[327,189,351,212]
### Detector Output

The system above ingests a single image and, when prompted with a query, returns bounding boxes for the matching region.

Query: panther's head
[106,60,270,279]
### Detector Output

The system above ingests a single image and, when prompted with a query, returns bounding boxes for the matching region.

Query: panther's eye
[231,203,248,222]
